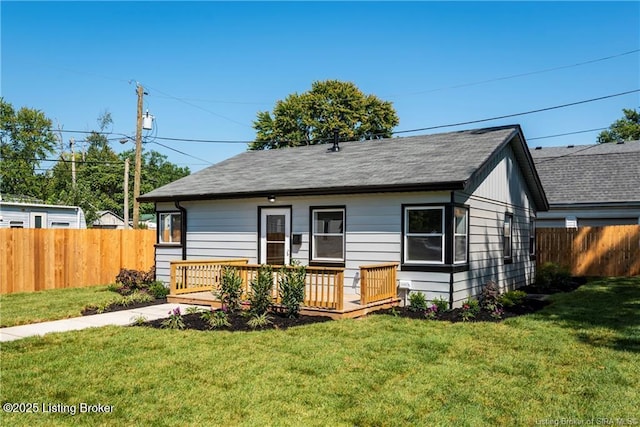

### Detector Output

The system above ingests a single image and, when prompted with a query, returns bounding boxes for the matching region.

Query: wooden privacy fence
[536,225,640,277]
[0,229,156,294]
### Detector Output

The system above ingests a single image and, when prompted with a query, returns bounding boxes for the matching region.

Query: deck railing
[169,260,344,310]
[170,258,250,295]
[359,263,399,304]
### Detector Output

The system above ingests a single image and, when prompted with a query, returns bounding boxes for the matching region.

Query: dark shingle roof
[530,140,640,204]
[140,125,547,209]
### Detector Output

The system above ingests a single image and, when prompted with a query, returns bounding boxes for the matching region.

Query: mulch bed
[139,311,332,332]
[81,298,167,316]
[374,297,550,323]
[131,296,551,332]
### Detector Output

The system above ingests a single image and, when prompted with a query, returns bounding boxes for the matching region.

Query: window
[504,213,513,262]
[159,212,182,244]
[404,207,444,264]
[51,222,70,228]
[529,218,536,256]
[311,208,345,262]
[453,207,468,263]
[10,221,24,229]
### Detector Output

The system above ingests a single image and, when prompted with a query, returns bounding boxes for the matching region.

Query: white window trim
[311,208,345,262]
[159,212,181,245]
[453,207,468,264]
[404,206,445,264]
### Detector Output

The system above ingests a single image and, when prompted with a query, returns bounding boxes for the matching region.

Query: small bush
[161,307,185,330]
[460,297,480,322]
[278,263,306,318]
[148,281,169,299]
[217,266,244,313]
[431,296,450,312]
[408,292,428,312]
[499,290,527,308]
[121,291,154,306]
[480,280,501,312]
[535,262,572,292]
[247,313,272,329]
[115,266,155,291]
[201,309,231,329]
[249,265,274,316]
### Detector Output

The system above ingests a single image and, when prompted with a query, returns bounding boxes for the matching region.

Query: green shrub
[161,307,185,330]
[200,309,231,329]
[408,292,428,312]
[249,265,274,316]
[499,290,527,308]
[431,296,450,312]
[460,297,480,322]
[148,281,169,299]
[217,266,244,313]
[535,262,572,292]
[278,263,306,318]
[247,313,272,329]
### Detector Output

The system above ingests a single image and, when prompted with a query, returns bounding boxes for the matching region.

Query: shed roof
[530,140,640,205]
[140,125,548,210]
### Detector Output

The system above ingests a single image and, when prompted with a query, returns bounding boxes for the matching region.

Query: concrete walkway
[0,303,200,343]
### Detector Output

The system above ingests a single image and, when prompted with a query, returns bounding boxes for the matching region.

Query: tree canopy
[1,101,190,226]
[597,108,640,143]
[0,98,57,200]
[249,80,399,150]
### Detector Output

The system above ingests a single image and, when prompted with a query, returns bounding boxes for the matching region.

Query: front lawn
[1,277,639,426]
[0,286,120,327]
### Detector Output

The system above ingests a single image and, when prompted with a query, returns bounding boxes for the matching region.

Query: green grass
[1,277,639,426]
[0,286,120,327]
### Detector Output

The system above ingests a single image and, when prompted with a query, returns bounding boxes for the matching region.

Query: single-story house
[0,201,87,229]
[530,140,640,228]
[93,210,126,229]
[139,125,548,307]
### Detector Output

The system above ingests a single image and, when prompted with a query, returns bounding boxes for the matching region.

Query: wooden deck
[168,291,400,320]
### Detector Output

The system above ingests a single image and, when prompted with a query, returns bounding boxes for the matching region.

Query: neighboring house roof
[0,201,82,210]
[139,125,548,210]
[530,140,640,205]
[93,210,125,225]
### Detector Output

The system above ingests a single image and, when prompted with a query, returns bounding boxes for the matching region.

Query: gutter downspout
[175,201,187,261]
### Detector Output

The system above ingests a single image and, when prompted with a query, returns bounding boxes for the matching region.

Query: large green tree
[0,98,57,200]
[597,108,640,143]
[250,80,399,150]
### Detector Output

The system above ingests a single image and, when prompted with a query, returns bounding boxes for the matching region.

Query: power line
[148,141,213,165]
[384,49,640,98]
[393,89,640,135]
[141,83,253,129]
[528,127,607,141]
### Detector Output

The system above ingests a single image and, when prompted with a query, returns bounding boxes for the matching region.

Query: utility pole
[124,158,130,230]
[133,84,144,230]
[70,137,76,189]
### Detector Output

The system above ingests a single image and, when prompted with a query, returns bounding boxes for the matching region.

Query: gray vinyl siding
[0,203,86,229]
[451,144,536,306]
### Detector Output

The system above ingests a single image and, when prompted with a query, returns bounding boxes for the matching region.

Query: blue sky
[2,1,639,173]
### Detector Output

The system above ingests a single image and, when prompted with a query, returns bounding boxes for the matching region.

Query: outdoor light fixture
[268,195,276,203]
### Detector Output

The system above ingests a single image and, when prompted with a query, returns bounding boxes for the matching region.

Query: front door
[260,208,290,265]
